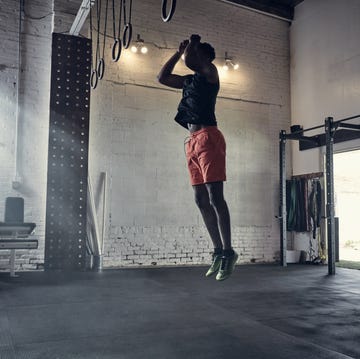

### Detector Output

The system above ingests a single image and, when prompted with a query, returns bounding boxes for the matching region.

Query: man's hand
[158,41,189,89]
[178,39,189,55]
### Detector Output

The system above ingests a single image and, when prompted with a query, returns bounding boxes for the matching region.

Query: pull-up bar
[335,113,360,124]
[339,123,360,130]
[281,114,360,151]
[282,114,360,138]
[279,115,360,275]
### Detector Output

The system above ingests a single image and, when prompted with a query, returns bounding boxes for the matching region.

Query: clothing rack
[286,175,324,255]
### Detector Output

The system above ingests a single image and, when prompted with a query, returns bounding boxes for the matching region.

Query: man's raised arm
[157,40,189,89]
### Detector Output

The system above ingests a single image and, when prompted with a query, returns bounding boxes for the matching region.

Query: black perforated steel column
[45,33,91,271]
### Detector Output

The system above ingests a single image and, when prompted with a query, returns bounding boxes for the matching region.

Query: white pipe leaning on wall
[87,173,107,270]
[12,1,23,189]
[87,175,101,255]
[101,172,107,256]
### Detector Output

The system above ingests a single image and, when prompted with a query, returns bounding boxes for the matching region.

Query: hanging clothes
[309,179,322,238]
[286,179,297,231]
[298,178,309,232]
[303,178,311,231]
[286,176,322,234]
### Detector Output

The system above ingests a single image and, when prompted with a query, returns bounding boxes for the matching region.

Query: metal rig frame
[279,115,360,275]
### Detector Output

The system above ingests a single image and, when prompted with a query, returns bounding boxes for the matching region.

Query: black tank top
[175,73,219,129]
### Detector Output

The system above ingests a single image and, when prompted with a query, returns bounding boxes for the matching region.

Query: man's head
[184,35,216,71]
[198,42,216,62]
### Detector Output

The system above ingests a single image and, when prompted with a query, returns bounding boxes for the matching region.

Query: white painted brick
[0,0,52,271]
[1,0,289,270]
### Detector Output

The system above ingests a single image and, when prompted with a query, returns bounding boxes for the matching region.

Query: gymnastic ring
[161,0,176,22]
[111,38,122,62]
[97,58,105,80]
[90,69,98,89]
[122,23,132,49]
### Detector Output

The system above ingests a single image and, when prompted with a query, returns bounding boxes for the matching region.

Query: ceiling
[223,0,305,20]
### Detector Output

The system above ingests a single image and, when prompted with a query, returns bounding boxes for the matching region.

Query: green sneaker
[216,252,238,281]
[205,253,222,277]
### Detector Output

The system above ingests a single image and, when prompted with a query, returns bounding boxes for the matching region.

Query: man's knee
[209,191,225,209]
[194,192,210,209]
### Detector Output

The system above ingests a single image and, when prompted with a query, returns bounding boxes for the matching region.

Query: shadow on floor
[0,264,359,359]
[337,260,360,270]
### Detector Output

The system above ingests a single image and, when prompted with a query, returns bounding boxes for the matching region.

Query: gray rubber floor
[0,264,359,359]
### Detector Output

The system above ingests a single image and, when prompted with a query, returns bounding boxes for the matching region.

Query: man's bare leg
[192,184,223,250]
[205,182,231,250]
[205,181,238,281]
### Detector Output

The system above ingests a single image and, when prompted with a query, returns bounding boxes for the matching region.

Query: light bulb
[131,46,138,53]
[233,63,239,70]
[141,46,148,54]
[222,64,229,71]
[181,54,185,61]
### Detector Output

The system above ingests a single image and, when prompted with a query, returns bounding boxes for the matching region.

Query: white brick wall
[103,224,276,267]
[0,0,290,271]
[0,0,53,271]
[88,0,290,267]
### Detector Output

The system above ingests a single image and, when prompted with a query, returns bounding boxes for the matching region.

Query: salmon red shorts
[185,126,226,186]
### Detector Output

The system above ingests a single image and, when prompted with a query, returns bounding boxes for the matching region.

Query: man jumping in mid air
[158,34,238,281]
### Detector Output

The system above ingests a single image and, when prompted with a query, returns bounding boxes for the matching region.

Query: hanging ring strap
[122,0,133,49]
[89,1,98,89]
[161,0,176,22]
[97,58,105,80]
[95,0,102,78]
[111,0,122,62]
[122,23,132,49]
[98,0,109,79]
[111,38,121,62]
[91,69,98,89]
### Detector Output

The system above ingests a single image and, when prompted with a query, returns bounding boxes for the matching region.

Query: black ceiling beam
[225,0,294,20]
[299,129,360,151]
